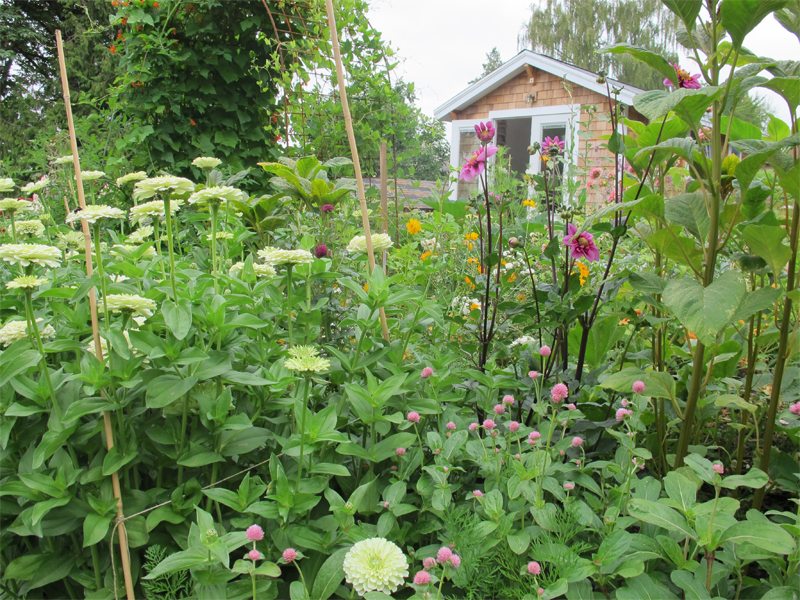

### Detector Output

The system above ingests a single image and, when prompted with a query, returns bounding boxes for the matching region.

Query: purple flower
[474,121,496,143]
[664,64,702,89]
[563,223,600,262]
[320,203,334,213]
[542,135,565,156]
[246,524,264,541]
[460,145,498,182]
[314,243,328,258]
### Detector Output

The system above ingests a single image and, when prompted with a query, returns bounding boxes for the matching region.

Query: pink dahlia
[664,64,702,89]
[542,135,565,156]
[474,121,496,143]
[564,223,600,262]
[460,145,498,182]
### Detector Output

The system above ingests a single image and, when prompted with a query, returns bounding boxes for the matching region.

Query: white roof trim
[434,50,643,121]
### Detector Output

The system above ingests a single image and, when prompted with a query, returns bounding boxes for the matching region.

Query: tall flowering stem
[296,375,311,489]
[161,193,178,301]
[92,222,110,328]
[23,288,60,418]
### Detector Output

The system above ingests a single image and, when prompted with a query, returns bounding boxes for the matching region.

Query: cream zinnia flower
[133,176,195,201]
[343,538,408,597]
[53,155,73,165]
[66,204,125,225]
[192,156,222,169]
[0,243,61,268]
[15,219,45,237]
[116,171,148,186]
[284,345,330,373]
[257,247,314,266]
[21,178,49,194]
[254,263,277,278]
[0,319,55,347]
[6,275,47,290]
[58,231,85,249]
[80,170,106,181]
[129,199,180,224]
[347,233,393,254]
[0,178,14,193]
[0,198,32,215]
[104,294,157,318]
[188,186,246,206]
[127,225,154,244]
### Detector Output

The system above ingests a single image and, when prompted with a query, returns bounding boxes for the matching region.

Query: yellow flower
[516,293,526,302]
[469,301,481,311]
[618,318,630,326]
[420,250,432,261]
[363,283,369,292]
[507,272,518,283]
[467,257,479,265]
[467,242,474,251]
[523,199,536,208]
[576,262,589,286]
[464,276,476,290]
[406,218,422,235]
[464,231,479,241]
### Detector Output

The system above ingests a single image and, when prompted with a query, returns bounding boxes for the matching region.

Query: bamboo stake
[379,141,388,271]
[55,30,136,600]
[324,0,390,341]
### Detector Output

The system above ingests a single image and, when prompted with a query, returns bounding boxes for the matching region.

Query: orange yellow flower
[618,318,630,326]
[576,262,589,286]
[420,250,432,261]
[406,218,422,235]
[507,272,518,283]
[523,199,536,208]
[465,276,476,290]
[469,301,481,311]
[516,293,526,302]
[465,232,479,241]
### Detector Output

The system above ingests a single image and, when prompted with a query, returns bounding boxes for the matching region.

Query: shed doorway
[496,118,532,175]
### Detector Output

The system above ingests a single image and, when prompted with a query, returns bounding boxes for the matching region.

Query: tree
[469,47,503,83]
[523,0,679,89]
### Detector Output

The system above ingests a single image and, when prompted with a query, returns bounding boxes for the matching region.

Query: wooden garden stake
[325,0,390,341]
[379,141,389,270]
[55,30,136,600]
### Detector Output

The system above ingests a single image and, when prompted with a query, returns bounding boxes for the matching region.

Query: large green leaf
[720,0,788,49]
[143,546,209,579]
[145,374,198,409]
[162,298,193,340]
[633,87,723,124]
[310,547,349,600]
[602,44,677,85]
[742,224,792,276]
[720,519,796,554]
[83,513,112,547]
[627,498,696,540]
[662,0,702,31]
[662,271,747,345]
[663,471,697,513]
[0,348,41,387]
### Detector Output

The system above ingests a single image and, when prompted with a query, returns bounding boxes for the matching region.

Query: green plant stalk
[9,212,17,242]
[91,543,102,590]
[24,289,60,418]
[162,194,178,301]
[296,376,311,489]
[286,264,294,344]
[92,222,111,330]
[210,202,219,277]
[735,311,760,474]
[437,564,448,599]
[305,271,312,343]
[251,570,257,600]
[177,393,190,485]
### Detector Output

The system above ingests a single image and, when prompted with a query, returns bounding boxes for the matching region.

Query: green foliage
[142,545,193,600]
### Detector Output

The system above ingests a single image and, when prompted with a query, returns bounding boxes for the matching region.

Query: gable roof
[434,49,644,121]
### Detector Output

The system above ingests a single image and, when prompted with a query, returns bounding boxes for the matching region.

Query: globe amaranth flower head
[116,171,148,187]
[664,64,702,89]
[133,176,195,202]
[563,223,600,262]
[285,345,330,373]
[460,145,497,182]
[192,156,222,170]
[0,243,61,268]
[0,319,55,347]
[104,294,157,318]
[21,177,49,194]
[66,204,125,225]
[14,219,45,237]
[257,246,314,265]
[80,170,106,182]
[6,275,47,290]
[343,537,409,597]
[0,198,32,215]
[127,225,154,244]
[188,186,247,206]
[0,178,15,193]
[346,233,393,254]
[129,199,181,224]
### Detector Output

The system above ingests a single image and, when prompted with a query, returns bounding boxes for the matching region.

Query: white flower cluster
[420,237,439,252]
[116,171,148,186]
[0,319,56,347]
[284,345,330,373]
[104,294,157,318]
[343,537,408,597]
[0,198,32,214]
[510,335,536,349]
[52,155,73,166]
[258,247,314,265]
[192,156,222,169]
[21,177,49,194]
[6,275,46,290]
[14,219,45,237]
[127,226,154,244]
[80,170,106,181]
[0,178,15,192]
[347,233,393,254]
[66,204,125,225]
[0,243,61,268]
[451,296,481,316]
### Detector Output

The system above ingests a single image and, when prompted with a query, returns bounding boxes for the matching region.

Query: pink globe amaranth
[528,370,539,380]
[247,549,262,561]
[616,408,632,421]
[509,420,520,433]
[436,547,453,563]
[550,383,569,403]
[566,403,576,411]
[420,366,434,379]
[413,570,432,585]
[538,588,545,596]
[395,447,406,456]
[563,481,575,491]
[712,463,725,475]
[314,243,328,258]
[539,345,551,357]
[790,401,800,415]
[527,561,541,575]
[472,489,484,498]
[468,422,479,432]
[246,524,264,541]
[571,436,583,448]
[449,554,461,568]
[446,421,457,431]
[502,394,515,405]
[422,557,437,570]
[282,547,298,562]
[621,399,629,408]
[407,411,421,423]
[493,404,505,415]
[528,430,542,443]
[482,418,496,430]
[632,380,646,394]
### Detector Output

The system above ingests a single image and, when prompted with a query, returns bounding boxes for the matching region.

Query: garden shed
[434,50,644,200]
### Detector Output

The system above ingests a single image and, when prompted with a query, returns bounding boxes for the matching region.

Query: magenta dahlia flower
[664,64,702,89]
[563,223,600,262]
[474,121,496,143]
[460,145,497,182]
[542,135,565,156]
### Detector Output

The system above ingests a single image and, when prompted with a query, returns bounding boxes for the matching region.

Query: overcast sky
[368,0,798,123]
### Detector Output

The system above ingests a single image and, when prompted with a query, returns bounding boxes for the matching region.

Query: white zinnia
[188,186,246,206]
[0,178,14,192]
[53,155,73,165]
[14,219,45,237]
[0,198,32,214]
[0,319,55,347]
[65,204,125,225]
[21,177,49,194]
[116,171,148,186]
[257,247,314,265]
[6,275,47,290]
[127,225,154,244]
[133,176,194,201]
[104,294,157,318]
[192,156,222,169]
[80,170,106,181]
[347,233,393,254]
[129,199,180,224]
[0,243,61,268]
[343,537,408,597]
[510,335,536,349]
